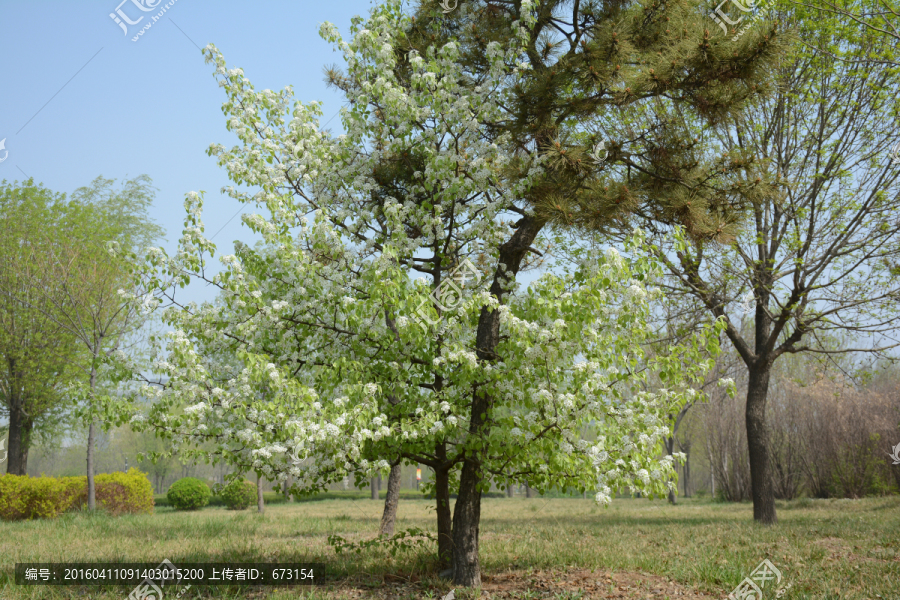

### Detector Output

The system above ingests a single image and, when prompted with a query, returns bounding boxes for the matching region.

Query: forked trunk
[378,464,402,536]
[746,365,777,524]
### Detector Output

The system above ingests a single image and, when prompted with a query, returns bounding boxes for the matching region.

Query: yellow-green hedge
[0,469,154,521]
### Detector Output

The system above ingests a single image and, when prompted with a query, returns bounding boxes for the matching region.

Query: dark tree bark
[378,464,402,536]
[451,451,483,587]
[747,365,777,524]
[450,215,544,587]
[434,463,452,569]
[6,394,32,476]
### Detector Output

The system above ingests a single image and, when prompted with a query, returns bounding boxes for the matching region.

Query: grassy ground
[1,495,898,599]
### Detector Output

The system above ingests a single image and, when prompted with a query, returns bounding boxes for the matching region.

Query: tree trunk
[746,365,777,524]
[451,450,483,587]
[87,363,98,511]
[506,479,513,498]
[435,463,452,569]
[378,464,402,536]
[256,474,265,514]
[370,476,378,500]
[683,452,691,497]
[6,399,32,475]
[449,214,544,587]
[283,475,291,501]
[87,420,96,511]
[664,435,676,505]
[525,485,535,498]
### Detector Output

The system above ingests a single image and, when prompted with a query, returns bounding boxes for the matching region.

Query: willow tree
[0,180,84,474]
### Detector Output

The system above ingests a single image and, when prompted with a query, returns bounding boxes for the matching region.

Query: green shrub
[0,469,154,521]
[166,477,211,511]
[217,479,256,510]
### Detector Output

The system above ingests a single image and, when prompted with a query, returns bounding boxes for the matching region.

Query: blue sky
[0,0,387,304]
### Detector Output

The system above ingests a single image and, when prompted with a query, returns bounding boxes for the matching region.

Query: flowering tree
[128,1,727,586]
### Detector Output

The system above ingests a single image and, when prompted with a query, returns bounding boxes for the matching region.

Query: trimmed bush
[0,475,76,520]
[166,477,211,511]
[0,469,154,521]
[93,469,155,515]
[218,479,256,510]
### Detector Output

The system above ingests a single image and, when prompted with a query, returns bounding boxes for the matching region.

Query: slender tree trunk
[256,474,265,514]
[506,479,513,498]
[370,476,378,500]
[283,475,291,501]
[435,462,452,570]
[6,399,32,476]
[746,364,777,524]
[87,420,96,511]
[664,435,676,505]
[378,464,402,536]
[683,452,691,498]
[87,362,98,511]
[525,485,535,498]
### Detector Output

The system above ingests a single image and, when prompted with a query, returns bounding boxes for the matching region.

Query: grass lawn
[1,495,898,599]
